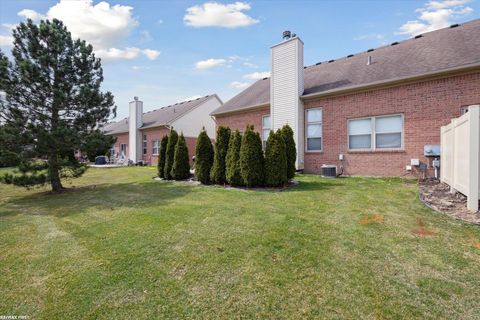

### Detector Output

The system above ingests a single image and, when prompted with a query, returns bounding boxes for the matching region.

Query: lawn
[1,167,480,319]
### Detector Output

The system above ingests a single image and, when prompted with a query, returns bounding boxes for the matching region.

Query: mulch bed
[153,177,300,192]
[419,178,480,225]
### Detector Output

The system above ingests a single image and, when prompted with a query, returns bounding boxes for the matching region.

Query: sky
[0,0,479,120]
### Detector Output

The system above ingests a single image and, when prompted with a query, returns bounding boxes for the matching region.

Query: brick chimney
[128,96,143,163]
[270,31,305,169]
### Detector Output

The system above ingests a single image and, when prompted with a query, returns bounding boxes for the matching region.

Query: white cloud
[142,49,161,60]
[184,2,259,28]
[243,71,270,80]
[397,0,473,36]
[15,0,160,62]
[243,62,258,68]
[229,81,250,89]
[0,35,13,47]
[18,9,45,21]
[195,58,226,70]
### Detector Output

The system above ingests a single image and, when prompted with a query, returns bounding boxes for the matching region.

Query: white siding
[170,96,221,138]
[270,37,304,169]
[129,99,143,162]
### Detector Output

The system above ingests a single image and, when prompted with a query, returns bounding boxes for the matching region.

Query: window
[348,114,403,150]
[143,135,147,155]
[152,140,160,155]
[262,115,271,149]
[120,143,127,156]
[306,108,322,151]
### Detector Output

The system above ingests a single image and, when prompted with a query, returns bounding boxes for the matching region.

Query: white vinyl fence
[440,105,480,212]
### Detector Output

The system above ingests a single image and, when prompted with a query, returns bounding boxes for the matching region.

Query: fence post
[450,118,457,194]
[467,105,480,212]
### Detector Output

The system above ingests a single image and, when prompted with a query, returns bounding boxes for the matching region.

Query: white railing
[440,105,480,212]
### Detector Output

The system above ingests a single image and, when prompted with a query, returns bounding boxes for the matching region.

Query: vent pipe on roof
[282,30,291,40]
[367,55,372,66]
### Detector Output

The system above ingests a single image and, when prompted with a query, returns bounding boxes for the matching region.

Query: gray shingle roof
[103,95,215,135]
[212,19,480,116]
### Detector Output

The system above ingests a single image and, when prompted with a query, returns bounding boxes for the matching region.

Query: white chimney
[270,31,305,169]
[128,96,143,163]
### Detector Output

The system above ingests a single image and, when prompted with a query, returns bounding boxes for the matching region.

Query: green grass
[1,167,480,319]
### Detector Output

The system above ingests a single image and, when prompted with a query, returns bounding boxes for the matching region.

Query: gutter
[301,61,480,101]
[211,102,269,117]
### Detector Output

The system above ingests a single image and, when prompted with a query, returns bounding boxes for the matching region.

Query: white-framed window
[120,143,127,156]
[143,135,147,155]
[348,114,403,150]
[306,108,322,151]
[152,140,160,155]
[262,115,271,149]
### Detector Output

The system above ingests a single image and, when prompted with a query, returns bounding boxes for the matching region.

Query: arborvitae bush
[239,125,265,187]
[281,124,296,180]
[225,130,243,186]
[157,135,169,178]
[171,133,190,180]
[210,126,231,184]
[164,129,178,180]
[265,129,288,187]
[195,128,214,184]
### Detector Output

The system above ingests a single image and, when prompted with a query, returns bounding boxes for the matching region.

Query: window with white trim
[120,143,127,156]
[152,140,160,155]
[143,135,147,155]
[262,115,271,149]
[348,114,403,150]
[306,108,322,151]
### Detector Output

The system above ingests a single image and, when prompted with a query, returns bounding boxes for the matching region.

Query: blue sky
[0,0,479,120]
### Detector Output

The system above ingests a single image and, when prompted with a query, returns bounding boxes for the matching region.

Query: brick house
[211,19,480,177]
[103,94,222,165]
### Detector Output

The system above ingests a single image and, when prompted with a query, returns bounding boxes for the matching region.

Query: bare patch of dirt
[359,214,384,225]
[419,179,480,225]
[469,234,480,249]
[413,217,435,237]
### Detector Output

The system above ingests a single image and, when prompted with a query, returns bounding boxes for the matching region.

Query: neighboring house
[211,19,480,177]
[103,94,222,165]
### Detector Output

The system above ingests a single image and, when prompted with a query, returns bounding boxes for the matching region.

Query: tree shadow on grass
[0,181,193,218]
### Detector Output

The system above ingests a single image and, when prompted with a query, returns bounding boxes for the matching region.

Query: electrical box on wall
[410,159,420,166]
[338,154,344,161]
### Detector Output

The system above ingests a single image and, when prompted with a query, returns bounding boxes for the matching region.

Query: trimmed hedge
[265,129,288,187]
[171,133,190,180]
[239,125,264,187]
[195,129,214,184]
[281,124,296,180]
[225,130,243,186]
[210,126,231,184]
[164,129,178,180]
[157,135,169,178]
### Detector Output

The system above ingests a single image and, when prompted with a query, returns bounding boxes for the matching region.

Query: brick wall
[112,133,129,157]
[215,106,270,134]
[215,72,480,177]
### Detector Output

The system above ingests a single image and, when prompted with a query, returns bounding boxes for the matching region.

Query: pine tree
[157,135,169,178]
[239,125,265,187]
[81,130,116,162]
[0,19,115,192]
[164,129,178,180]
[171,133,190,180]
[195,128,214,184]
[265,130,288,187]
[225,130,243,186]
[281,124,297,180]
[210,126,231,184]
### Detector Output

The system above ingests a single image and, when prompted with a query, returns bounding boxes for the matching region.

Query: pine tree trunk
[49,153,63,193]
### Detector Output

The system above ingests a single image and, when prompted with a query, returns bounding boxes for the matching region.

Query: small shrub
[265,130,288,187]
[157,135,169,178]
[195,128,214,184]
[210,126,231,184]
[281,124,296,180]
[164,129,178,180]
[225,130,243,186]
[171,133,190,180]
[239,125,264,187]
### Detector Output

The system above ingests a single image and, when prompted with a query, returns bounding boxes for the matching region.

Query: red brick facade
[111,127,197,166]
[216,72,480,177]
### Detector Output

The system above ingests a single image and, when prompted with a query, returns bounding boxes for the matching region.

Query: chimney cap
[134,96,139,101]
[282,30,291,40]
